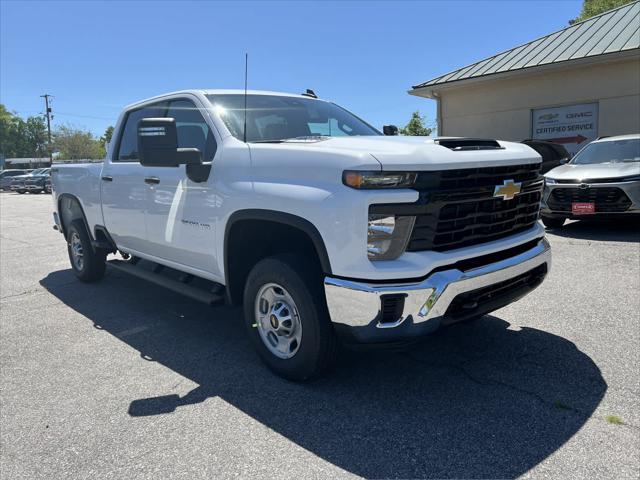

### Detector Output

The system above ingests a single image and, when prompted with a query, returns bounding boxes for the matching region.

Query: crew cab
[52,89,551,380]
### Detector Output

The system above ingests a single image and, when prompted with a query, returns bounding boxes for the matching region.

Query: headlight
[545,177,557,184]
[367,214,415,260]
[344,171,417,189]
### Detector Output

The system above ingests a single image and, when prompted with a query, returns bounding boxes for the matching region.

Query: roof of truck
[125,89,319,110]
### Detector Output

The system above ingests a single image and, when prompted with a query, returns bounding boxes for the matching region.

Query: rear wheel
[67,219,107,282]
[16,190,26,194]
[541,215,565,229]
[243,254,338,381]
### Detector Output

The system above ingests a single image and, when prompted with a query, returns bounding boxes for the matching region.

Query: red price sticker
[572,202,595,215]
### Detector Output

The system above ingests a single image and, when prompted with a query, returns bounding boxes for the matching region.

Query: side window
[116,103,166,161]
[166,99,217,162]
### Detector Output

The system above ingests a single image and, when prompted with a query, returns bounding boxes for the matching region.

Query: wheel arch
[57,194,116,252]
[224,209,332,305]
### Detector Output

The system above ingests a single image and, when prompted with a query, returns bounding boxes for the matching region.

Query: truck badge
[494,180,521,200]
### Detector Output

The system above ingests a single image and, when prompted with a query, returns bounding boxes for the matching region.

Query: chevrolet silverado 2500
[52,89,551,380]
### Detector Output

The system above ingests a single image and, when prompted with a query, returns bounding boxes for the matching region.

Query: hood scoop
[435,138,504,151]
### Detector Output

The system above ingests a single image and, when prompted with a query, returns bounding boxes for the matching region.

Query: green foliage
[571,0,630,23]
[53,124,105,160]
[100,125,114,148]
[399,111,433,136]
[0,104,49,158]
[605,415,623,425]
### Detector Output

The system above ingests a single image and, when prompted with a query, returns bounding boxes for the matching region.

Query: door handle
[144,177,160,185]
[101,175,113,182]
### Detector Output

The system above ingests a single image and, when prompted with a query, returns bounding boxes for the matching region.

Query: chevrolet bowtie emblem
[493,180,522,200]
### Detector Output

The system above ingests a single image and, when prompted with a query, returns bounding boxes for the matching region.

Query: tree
[53,125,105,160]
[399,111,433,136]
[571,0,629,23]
[100,125,114,148]
[24,116,49,158]
[0,104,48,158]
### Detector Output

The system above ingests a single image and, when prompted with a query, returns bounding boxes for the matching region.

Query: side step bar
[108,260,225,306]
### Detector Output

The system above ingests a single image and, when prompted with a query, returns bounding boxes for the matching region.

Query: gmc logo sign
[566,112,593,119]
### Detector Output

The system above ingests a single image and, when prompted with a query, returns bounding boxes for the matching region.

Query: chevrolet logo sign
[493,180,522,200]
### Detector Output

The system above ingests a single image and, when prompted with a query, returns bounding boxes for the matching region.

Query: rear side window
[166,99,217,162]
[116,103,166,161]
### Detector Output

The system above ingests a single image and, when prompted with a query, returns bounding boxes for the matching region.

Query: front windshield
[571,138,640,165]
[206,94,380,143]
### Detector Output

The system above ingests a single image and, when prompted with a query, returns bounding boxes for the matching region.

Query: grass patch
[605,415,623,425]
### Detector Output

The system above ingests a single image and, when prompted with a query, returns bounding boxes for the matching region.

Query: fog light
[367,214,415,260]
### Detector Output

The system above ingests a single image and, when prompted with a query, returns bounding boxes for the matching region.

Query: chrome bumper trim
[324,238,551,331]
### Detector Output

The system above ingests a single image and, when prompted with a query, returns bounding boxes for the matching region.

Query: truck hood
[546,162,640,181]
[250,136,541,171]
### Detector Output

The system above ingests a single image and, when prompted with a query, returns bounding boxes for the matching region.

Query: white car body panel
[52,89,545,285]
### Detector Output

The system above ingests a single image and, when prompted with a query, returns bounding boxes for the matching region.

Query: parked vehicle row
[0,169,29,190]
[0,168,52,194]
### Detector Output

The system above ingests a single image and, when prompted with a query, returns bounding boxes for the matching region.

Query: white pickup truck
[52,89,551,380]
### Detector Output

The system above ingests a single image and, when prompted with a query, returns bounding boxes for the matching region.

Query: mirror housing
[137,118,202,167]
[383,125,399,136]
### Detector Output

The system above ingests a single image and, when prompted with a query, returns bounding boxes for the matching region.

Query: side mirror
[383,125,399,136]
[137,118,202,167]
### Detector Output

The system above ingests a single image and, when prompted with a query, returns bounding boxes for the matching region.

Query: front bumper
[541,180,640,218]
[324,238,551,343]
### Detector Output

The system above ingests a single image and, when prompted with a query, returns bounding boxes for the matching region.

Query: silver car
[541,134,640,228]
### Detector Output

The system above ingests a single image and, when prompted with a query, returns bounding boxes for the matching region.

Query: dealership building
[410,1,640,156]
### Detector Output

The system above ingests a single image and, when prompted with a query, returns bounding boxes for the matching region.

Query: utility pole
[40,94,53,165]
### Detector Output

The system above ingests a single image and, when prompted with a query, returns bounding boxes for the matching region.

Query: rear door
[142,97,220,276]
[101,102,166,253]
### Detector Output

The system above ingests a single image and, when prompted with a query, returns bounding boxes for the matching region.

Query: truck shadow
[40,268,605,479]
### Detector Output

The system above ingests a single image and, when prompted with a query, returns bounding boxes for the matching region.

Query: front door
[143,98,220,277]
[101,103,166,253]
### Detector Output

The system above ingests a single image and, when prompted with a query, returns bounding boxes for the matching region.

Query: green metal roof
[412,1,640,90]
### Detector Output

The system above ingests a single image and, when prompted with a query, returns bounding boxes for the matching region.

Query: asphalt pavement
[1,192,639,479]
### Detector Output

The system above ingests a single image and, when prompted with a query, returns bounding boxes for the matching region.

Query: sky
[1,0,583,137]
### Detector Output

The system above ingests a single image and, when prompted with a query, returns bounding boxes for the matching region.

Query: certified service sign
[532,102,598,156]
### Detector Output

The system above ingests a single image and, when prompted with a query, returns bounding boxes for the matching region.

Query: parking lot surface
[1,192,639,479]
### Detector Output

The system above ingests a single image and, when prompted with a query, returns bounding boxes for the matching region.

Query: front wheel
[541,215,565,229]
[243,254,338,381]
[67,219,107,282]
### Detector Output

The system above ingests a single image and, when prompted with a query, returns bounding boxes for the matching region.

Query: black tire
[66,219,107,282]
[16,190,26,194]
[541,215,565,229]
[243,254,339,381]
